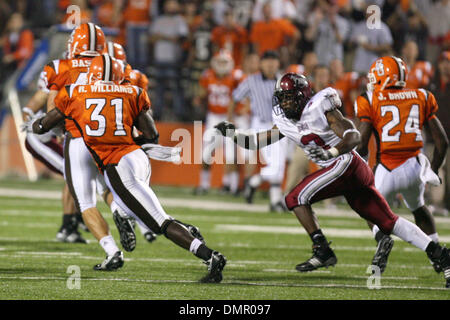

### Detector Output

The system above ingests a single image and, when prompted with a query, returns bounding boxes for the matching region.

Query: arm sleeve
[232,77,251,102]
[54,86,70,116]
[354,94,372,122]
[425,90,438,121]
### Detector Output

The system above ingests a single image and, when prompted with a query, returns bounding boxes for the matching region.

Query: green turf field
[0,178,449,299]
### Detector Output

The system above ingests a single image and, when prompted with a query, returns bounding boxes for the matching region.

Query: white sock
[391,217,432,251]
[269,185,282,205]
[200,169,210,189]
[229,171,239,193]
[222,173,230,187]
[372,224,380,239]
[428,232,439,243]
[189,238,202,254]
[249,174,262,188]
[99,235,120,256]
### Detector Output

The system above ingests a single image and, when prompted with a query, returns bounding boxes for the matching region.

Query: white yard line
[0,275,445,291]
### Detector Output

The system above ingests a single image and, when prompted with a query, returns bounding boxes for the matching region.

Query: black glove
[214,121,235,136]
[133,133,159,146]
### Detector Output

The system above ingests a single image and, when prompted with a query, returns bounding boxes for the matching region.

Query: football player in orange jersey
[355,56,449,274]
[104,41,149,92]
[104,40,157,242]
[43,23,136,267]
[31,54,227,282]
[194,50,249,195]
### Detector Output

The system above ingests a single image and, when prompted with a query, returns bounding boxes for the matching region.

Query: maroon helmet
[273,73,312,120]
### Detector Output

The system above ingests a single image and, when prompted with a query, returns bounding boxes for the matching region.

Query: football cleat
[430,259,442,274]
[200,251,227,283]
[113,210,137,252]
[144,231,158,243]
[427,245,450,288]
[56,228,87,244]
[371,234,394,274]
[185,223,205,243]
[93,251,124,271]
[296,242,337,272]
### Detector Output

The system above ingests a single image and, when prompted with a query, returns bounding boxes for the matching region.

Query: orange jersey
[405,61,433,89]
[355,88,438,170]
[200,68,246,114]
[332,72,359,117]
[54,83,150,171]
[211,25,248,67]
[45,57,93,138]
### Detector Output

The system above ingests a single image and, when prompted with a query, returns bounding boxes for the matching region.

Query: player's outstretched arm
[353,117,373,158]
[215,121,284,150]
[326,109,361,156]
[32,108,65,134]
[425,116,449,174]
[135,110,160,144]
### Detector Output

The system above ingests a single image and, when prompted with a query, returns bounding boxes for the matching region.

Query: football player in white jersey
[215,73,450,288]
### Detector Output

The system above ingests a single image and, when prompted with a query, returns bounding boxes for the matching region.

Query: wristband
[343,129,360,137]
[328,147,339,157]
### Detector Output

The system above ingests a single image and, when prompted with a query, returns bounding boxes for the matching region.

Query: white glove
[20,113,45,133]
[304,145,339,162]
[141,143,182,163]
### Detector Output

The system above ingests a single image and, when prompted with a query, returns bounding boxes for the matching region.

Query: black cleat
[427,245,450,288]
[371,235,394,274]
[56,227,87,244]
[186,223,205,243]
[144,231,157,243]
[296,243,337,272]
[113,210,136,252]
[93,251,124,271]
[175,220,205,243]
[200,251,227,283]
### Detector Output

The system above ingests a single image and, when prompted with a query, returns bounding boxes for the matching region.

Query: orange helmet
[67,23,106,59]
[87,54,124,84]
[105,41,127,62]
[211,50,234,77]
[367,56,407,91]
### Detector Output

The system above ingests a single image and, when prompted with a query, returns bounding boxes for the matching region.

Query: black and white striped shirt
[233,72,280,123]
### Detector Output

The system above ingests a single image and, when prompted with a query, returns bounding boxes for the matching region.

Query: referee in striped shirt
[228,50,288,212]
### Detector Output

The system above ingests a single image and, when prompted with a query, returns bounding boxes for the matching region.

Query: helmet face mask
[274,73,312,121]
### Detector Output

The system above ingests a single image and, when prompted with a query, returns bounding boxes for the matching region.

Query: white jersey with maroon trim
[272,87,344,167]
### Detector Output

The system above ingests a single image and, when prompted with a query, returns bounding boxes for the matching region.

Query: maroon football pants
[285,152,398,234]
